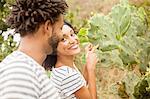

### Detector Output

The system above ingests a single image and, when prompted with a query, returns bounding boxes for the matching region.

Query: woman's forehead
[62,25,74,34]
[63,24,72,30]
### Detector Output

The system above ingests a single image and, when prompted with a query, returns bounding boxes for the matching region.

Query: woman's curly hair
[7,0,68,37]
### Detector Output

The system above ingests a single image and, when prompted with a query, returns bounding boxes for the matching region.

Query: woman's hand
[85,44,98,71]
[83,44,98,99]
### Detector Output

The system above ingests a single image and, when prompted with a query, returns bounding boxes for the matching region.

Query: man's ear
[43,20,52,37]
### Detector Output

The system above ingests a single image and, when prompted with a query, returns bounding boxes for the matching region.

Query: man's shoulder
[1,51,27,64]
[1,51,41,67]
[0,58,34,75]
[0,51,43,76]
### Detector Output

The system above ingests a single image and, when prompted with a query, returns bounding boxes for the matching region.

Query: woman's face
[57,24,80,56]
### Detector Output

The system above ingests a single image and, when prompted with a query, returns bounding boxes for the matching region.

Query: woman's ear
[44,20,52,37]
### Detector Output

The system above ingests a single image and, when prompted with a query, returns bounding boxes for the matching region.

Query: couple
[0,0,97,99]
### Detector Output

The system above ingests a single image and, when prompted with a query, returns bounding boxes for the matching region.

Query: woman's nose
[69,37,76,44]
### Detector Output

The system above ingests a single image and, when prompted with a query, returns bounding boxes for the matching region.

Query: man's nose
[58,32,63,41]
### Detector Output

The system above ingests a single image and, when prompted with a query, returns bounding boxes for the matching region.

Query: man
[0,0,68,98]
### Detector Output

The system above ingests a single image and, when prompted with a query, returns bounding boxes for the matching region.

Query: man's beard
[48,34,59,55]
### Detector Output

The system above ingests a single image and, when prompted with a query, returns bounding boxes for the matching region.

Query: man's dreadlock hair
[7,0,68,37]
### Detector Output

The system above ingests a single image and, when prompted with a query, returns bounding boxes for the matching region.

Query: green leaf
[119,51,137,65]
[101,45,119,52]
[78,28,88,36]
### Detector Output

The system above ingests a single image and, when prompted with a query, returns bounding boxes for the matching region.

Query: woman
[43,22,98,99]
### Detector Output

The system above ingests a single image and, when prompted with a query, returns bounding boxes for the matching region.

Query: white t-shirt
[50,66,86,99]
[0,51,60,99]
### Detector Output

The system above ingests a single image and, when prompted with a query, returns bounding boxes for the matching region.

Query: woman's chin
[68,49,81,55]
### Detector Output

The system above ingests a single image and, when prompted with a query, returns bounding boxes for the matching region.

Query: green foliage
[0,0,6,8]
[0,34,17,62]
[133,69,150,99]
[78,0,150,71]
[65,8,89,33]
[0,0,15,30]
[46,70,51,78]
[77,0,150,98]
[132,1,150,98]
[0,0,17,61]
[120,70,141,98]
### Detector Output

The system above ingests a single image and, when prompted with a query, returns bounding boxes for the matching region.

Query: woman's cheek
[63,40,69,45]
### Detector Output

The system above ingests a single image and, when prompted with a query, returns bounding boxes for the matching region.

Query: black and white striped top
[50,66,86,99]
[0,51,60,99]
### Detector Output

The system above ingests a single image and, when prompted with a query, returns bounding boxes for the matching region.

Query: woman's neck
[56,55,74,68]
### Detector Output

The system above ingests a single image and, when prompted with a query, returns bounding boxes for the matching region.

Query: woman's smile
[68,44,79,50]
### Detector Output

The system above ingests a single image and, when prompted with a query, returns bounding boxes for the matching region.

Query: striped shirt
[0,51,60,99]
[50,66,86,99]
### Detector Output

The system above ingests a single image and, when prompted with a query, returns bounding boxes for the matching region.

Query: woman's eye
[61,38,65,41]
[61,38,67,42]
[71,33,75,37]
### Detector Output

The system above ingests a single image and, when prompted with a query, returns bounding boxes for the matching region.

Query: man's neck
[18,37,46,65]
